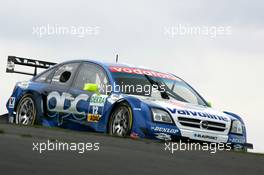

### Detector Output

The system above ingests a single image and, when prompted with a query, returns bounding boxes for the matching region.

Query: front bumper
[140,122,253,150]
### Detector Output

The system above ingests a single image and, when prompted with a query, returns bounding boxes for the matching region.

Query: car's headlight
[151,108,173,124]
[230,120,243,134]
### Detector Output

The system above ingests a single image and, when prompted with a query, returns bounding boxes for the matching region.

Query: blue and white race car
[5,56,252,150]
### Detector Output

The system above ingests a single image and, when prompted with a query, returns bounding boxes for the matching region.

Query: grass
[0,129,5,134]
[20,134,33,138]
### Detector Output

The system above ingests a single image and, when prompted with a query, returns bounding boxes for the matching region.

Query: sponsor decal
[109,66,177,80]
[229,137,246,144]
[90,94,107,106]
[47,91,89,124]
[87,113,101,122]
[233,144,243,150]
[168,108,228,122]
[194,133,217,140]
[155,133,171,141]
[87,94,108,122]
[47,92,108,124]
[9,57,53,68]
[47,91,89,115]
[9,97,15,108]
[151,126,178,134]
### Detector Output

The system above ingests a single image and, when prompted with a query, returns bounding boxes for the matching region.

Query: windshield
[109,67,207,106]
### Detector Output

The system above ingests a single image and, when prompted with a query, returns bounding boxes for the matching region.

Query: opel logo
[200,120,209,129]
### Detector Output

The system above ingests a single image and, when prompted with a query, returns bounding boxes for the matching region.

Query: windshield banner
[109,66,178,80]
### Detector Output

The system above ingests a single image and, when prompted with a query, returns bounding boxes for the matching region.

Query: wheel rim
[111,106,130,136]
[17,97,35,125]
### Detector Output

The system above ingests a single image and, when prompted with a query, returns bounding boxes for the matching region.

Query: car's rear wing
[6,56,57,76]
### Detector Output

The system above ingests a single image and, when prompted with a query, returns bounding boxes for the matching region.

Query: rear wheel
[16,94,37,126]
[109,103,133,137]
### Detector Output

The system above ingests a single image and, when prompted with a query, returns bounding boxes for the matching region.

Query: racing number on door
[87,94,108,122]
[92,106,99,115]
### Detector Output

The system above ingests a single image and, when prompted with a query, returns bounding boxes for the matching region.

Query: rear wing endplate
[6,56,57,76]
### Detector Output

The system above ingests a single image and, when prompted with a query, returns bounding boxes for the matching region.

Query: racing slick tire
[15,94,40,126]
[109,103,133,137]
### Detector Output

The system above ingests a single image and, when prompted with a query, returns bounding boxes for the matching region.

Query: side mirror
[207,101,212,108]
[83,83,99,94]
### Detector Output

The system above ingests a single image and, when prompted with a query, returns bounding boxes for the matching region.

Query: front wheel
[15,94,37,126]
[109,103,133,137]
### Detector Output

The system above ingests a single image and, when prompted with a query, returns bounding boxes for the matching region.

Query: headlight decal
[151,108,173,124]
[230,120,243,135]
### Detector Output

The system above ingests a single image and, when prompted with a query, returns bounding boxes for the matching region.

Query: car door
[68,62,110,126]
[45,62,80,125]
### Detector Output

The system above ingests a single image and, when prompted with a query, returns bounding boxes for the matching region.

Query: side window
[34,68,55,83]
[74,63,109,94]
[51,63,79,86]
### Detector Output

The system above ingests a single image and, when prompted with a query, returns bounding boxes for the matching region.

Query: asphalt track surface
[0,115,263,175]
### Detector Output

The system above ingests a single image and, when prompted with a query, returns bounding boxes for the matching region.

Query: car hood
[131,95,234,128]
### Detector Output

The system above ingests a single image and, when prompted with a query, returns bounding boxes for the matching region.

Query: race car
[5,56,252,150]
